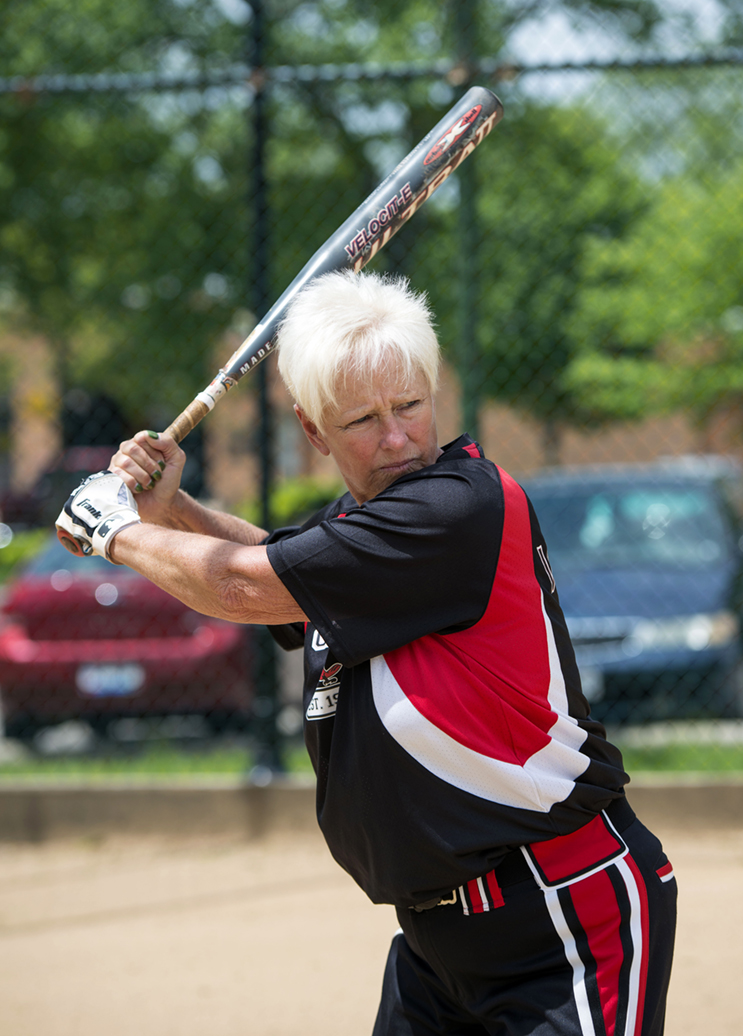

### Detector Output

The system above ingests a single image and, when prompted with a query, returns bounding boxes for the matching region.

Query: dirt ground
[0,817,740,1036]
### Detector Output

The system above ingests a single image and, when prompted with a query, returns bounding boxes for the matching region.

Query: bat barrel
[166,85,503,444]
[220,85,503,386]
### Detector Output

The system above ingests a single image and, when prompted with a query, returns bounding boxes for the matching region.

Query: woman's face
[295,365,441,504]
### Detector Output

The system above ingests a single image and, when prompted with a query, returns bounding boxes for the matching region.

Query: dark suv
[522,457,743,725]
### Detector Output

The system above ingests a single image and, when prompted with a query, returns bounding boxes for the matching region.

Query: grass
[0,740,316,779]
[0,736,742,780]
[620,743,743,773]
[611,718,743,773]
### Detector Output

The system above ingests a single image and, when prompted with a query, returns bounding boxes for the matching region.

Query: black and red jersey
[265,435,628,908]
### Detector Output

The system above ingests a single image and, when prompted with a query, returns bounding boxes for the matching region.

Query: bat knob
[56,527,92,557]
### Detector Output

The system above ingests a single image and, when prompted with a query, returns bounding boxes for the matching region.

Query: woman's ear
[294,405,331,456]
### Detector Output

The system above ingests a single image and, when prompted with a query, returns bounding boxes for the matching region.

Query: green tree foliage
[464,103,645,429]
[0,0,249,423]
[566,157,743,426]
[0,91,249,414]
[0,0,721,442]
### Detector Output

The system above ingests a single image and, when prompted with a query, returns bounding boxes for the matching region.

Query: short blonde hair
[276,270,440,427]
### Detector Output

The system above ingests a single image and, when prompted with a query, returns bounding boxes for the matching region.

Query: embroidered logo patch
[306,662,343,720]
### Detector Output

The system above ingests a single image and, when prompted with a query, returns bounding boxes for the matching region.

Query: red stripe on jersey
[463,442,481,458]
[485,869,505,909]
[530,814,623,884]
[382,467,558,763]
[569,868,627,1036]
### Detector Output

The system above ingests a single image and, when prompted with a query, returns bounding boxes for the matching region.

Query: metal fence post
[247,0,283,780]
[453,0,481,444]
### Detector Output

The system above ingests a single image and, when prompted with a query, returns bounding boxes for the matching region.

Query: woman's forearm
[158,490,269,546]
[108,522,305,626]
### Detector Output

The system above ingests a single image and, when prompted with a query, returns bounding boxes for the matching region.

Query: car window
[528,483,732,571]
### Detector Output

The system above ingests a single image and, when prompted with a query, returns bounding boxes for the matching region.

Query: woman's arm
[102,429,302,622]
[108,523,307,626]
[109,430,269,545]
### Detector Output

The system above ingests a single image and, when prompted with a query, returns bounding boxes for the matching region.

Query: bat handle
[163,398,211,444]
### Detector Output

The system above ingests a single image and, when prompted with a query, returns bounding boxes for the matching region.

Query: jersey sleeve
[261,495,353,653]
[266,463,503,667]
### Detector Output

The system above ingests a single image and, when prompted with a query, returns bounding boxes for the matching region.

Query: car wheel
[87,716,115,740]
[721,662,743,719]
[207,710,252,737]
[3,714,42,745]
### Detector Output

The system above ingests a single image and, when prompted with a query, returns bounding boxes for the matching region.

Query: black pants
[373,804,677,1036]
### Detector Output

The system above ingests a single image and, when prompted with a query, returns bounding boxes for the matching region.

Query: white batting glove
[55,471,141,563]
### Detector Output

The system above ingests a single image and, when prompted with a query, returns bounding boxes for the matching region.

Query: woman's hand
[108,430,186,526]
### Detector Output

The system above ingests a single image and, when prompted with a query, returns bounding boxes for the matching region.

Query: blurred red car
[0,535,255,743]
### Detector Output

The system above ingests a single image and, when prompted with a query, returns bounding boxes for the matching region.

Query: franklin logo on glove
[55,471,141,563]
[79,499,103,520]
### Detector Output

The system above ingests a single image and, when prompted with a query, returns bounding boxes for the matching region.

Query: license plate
[76,663,146,698]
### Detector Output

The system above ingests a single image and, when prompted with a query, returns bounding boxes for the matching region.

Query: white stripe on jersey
[369,583,588,811]
[370,657,588,812]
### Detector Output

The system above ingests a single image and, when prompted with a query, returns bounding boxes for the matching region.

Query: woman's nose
[379,415,408,449]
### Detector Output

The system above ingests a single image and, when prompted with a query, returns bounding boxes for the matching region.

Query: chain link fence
[1,1,743,774]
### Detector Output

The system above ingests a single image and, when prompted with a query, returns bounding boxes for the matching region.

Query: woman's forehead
[333,364,429,412]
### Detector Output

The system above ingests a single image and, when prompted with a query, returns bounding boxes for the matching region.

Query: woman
[57,269,676,1036]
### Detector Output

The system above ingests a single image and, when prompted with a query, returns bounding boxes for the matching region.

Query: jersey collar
[437,433,485,462]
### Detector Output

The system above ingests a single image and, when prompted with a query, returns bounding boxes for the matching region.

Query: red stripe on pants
[567,857,651,1036]
[569,868,626,1036]
[485,870,505,909]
